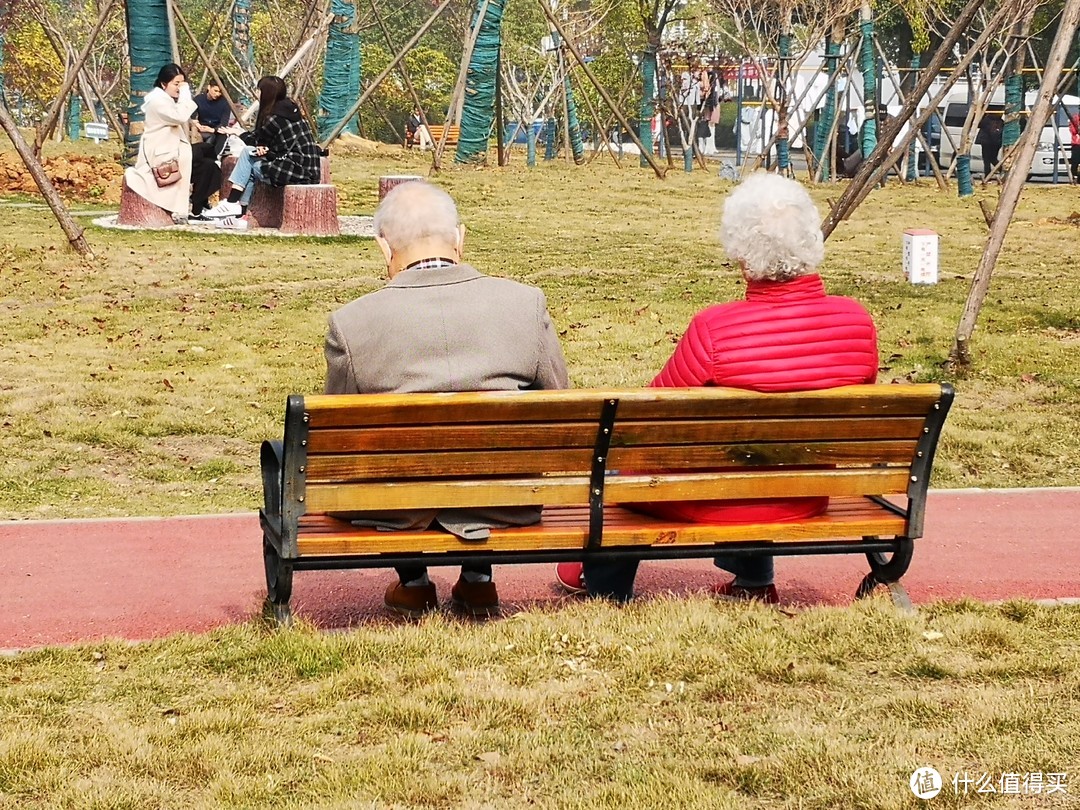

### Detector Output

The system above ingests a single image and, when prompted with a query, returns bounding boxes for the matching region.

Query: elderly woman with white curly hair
[557,172,879,604]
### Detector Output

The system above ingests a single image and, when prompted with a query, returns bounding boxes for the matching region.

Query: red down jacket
[635,273,878,524]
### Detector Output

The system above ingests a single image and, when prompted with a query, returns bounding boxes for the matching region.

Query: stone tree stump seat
[219,155,335,235]
[117,177,175,227]
[280,185,339,236]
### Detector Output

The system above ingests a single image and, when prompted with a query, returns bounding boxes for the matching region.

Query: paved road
[2,488,1078,651]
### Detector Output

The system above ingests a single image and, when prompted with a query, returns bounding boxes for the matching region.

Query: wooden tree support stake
[950,0,1080,366]
[536,0,666,179]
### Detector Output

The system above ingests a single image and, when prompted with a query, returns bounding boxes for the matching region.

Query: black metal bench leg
[856,536,914,600]
[263,536,294,626]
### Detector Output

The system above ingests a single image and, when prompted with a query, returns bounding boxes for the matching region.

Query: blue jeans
[228,146,267,205]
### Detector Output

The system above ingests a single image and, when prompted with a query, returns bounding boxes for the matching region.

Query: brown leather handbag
[152,157,181,187]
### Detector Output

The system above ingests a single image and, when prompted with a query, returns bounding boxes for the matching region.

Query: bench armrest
[260,439,284,517]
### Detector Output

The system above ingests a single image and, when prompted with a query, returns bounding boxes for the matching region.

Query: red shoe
[555,562,586,594]
[712,579,779,605]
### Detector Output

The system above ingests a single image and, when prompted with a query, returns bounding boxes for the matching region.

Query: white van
[936,90,1078,176]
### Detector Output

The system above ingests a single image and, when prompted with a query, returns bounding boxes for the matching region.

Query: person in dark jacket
[200,75,322,228]
[976,113,1004,177]
[189,79,239,218]
[556,172,879,603]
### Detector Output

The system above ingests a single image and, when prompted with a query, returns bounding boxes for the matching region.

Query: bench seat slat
[294,498,907,556]
[302,468,911,512]
[304,440,918,481]
[306,418,925,454]
[302,385,945,428]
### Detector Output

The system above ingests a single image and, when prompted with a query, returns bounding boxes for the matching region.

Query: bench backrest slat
[305,417,925,455]
[302,467,912,513]
[302,386,941,427]
[304,439,919,482]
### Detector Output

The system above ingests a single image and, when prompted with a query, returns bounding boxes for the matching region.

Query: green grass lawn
[1,139,1079,808]
[2,598,1078,809]
[1,141,1078,519]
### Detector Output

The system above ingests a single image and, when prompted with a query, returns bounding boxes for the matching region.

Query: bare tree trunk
[34,0,118,155]
[0,103,94,257]
[950,0,1080,366]
[319,0,454,148]
[537,0,666,179]
[822,0,1001,237]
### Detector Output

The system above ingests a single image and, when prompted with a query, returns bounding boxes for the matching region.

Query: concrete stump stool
[379,174,422,200]
[281,185,339,236]
[117,178,174,227]
[223,156,333,230]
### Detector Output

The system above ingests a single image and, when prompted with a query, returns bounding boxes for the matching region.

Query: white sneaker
[215,215,249,231]
[202,200,242,218]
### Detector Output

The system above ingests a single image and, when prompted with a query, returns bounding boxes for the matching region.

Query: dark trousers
[396,562,491,584]
[982,144,1001,176]
[583,552,775,603]
[582,558,639,603]
[190,140,224,214]
[1071,145,1080,179]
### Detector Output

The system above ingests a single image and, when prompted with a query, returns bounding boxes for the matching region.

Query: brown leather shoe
[384,580,438,618]
[451,577,500,617]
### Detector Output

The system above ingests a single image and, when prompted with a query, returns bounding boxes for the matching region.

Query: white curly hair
[719,172,824,282]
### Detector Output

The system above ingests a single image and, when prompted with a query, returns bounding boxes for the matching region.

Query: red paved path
[2,488,1078,650]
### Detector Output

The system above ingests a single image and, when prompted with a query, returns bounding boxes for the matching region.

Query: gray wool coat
[324,262,570,539]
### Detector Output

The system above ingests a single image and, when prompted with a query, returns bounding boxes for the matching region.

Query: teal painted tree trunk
[124,0,172,165]
[233,0,255,103]
[906,54,920,180]
[859,8,877,158]
[813,33,840,181]
[639,47,657,168]
[456,0,505,163]
[318,0,361,138]
[776,32,792,171]
[1003,74,1023,149]
[67,95,82,141]
[565,74,584,164]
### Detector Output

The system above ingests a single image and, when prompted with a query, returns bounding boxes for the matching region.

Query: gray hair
[373,180,460,252]
[719,172,824,282]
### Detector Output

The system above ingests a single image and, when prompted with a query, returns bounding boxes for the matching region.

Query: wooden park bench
[427,124,460,148]
[259,384,953,624]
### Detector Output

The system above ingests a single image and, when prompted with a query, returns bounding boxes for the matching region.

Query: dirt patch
[1,152,123,204]
[1038,211,1080,227]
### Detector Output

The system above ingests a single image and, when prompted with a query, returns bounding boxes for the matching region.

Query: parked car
[937,90,1079,176]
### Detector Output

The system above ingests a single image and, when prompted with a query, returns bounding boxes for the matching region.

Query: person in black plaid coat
[200,75,322,224]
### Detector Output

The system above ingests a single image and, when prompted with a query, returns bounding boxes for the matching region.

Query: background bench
[259,384,953,624]
[428,124,460,147]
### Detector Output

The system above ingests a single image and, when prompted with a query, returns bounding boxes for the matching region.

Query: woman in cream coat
[124,63,198,220]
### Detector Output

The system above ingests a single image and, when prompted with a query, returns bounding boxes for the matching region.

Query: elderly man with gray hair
[324,179,570,618]
[556,171,879,604]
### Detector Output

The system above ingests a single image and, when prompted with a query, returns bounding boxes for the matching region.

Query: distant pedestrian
[1069,110,1080,181]
[976,113,1003,177]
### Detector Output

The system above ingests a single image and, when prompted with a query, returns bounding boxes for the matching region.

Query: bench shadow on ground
[282,562,865,630]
